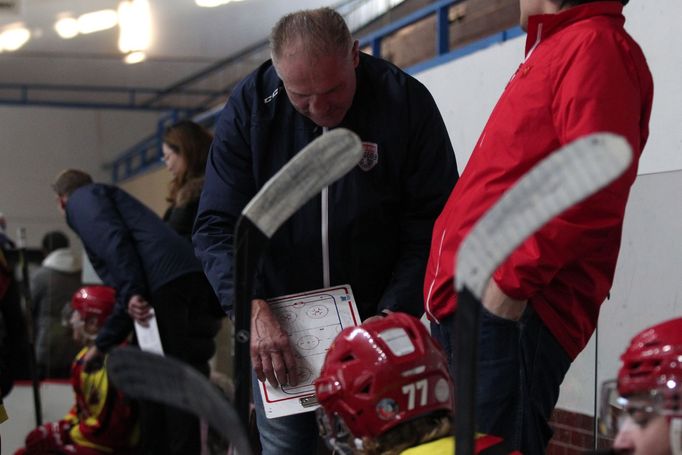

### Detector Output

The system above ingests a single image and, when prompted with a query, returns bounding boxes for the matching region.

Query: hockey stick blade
[241,128,363,238]
[108,347,253,455]
[454,132,632,455]
[456,132,633,298]
[233,128,363,425]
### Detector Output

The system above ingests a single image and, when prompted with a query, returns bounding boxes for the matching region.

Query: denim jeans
[252,373,319,455]
[431,305,571,455]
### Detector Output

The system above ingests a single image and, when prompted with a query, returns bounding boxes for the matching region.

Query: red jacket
[424,2,653,359]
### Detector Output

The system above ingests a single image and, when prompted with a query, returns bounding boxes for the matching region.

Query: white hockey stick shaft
[233,128,363,425]
[242,128,363,238]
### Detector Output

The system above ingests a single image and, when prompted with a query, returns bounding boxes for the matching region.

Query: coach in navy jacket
[193,8,458,455]
[53,169,222,455]
[195,40,457,321]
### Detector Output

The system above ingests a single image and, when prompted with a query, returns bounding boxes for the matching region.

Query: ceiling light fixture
[0,26,31,52]
[123,51,146,64]
[77,9,119,35]
[195,0,245,8]
[118,0,152,54]
[55,17,79,39]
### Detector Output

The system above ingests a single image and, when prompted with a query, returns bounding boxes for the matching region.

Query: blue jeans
[431,305,571,455]
[252,374,318,455]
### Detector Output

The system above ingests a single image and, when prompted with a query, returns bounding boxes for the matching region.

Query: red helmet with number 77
[314,312,453,450]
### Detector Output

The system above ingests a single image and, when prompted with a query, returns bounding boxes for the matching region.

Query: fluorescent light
[118,0,152,53]
[123,51,146,64]
[77,9,118,34]
[0,26,31,52]
[55,17,79,39]
[196,0,226,6]
[195,0,246,7]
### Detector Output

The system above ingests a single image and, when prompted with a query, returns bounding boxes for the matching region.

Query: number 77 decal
[402,378,429,410]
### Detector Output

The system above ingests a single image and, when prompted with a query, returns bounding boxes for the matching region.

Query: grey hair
[270,7,353,63]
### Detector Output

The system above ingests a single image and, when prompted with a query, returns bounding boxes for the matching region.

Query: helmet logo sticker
[376,398,400,420]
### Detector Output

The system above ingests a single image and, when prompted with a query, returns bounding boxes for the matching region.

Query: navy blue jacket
[194,52,458,319]
[66,184,203,351]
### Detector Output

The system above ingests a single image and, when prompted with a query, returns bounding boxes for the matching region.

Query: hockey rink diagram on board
[259,285,360,418]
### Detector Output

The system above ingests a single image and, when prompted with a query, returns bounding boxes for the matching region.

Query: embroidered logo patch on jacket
[359,142,379,171]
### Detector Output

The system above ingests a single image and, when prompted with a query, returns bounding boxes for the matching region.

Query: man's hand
[127,294,152,327]
[250,298,297,389]
[482,280,527,321]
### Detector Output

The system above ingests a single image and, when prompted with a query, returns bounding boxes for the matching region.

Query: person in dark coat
[193,7,458,454]
[1,223,32,431]
[52,169,223,455]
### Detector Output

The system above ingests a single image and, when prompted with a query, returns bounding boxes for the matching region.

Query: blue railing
[107,0,524,182]
[108,103,224,182]
[0,82,225,112]
[358,0,460,59]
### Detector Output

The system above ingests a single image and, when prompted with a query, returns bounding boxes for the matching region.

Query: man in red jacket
[423,0,653,453]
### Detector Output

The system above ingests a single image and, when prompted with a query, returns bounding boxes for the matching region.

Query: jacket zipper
[424,227,447,322]
[321,127,331,288]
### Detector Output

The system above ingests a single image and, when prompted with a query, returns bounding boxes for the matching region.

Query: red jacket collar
[525,1,625,56]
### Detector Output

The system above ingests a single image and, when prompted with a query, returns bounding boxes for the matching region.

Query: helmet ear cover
[314,312,453,444]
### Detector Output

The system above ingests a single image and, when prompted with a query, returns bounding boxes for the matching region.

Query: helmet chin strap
[671,418,682,455]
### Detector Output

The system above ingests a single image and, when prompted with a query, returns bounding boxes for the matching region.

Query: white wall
[1,0,680,438]
[415,0,682,417]
[0,106,160,249]
[418,0,682,176]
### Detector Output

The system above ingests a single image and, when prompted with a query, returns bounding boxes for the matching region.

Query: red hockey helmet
[71,285,116,327]
[314,312,452,449]
[618,317,682,401]
[599,318,682,439]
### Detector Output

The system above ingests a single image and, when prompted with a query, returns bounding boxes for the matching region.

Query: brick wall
[547,408,613,454]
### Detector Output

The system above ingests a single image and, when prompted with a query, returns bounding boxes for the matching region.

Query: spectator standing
[193,7,458,454]
[52,169,223,455]
[31,230,81,378]
[0,217,31,395]
[0,226,16,433]
[161,120,212,241]
[423,0,653,453]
